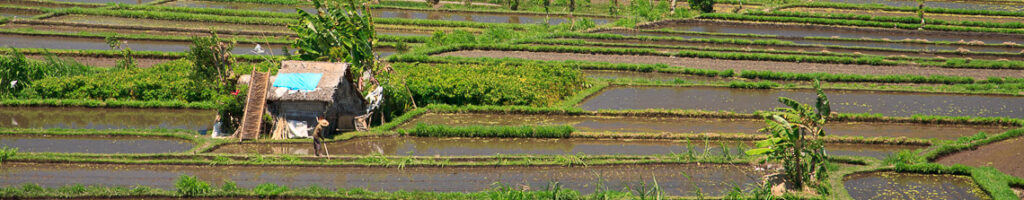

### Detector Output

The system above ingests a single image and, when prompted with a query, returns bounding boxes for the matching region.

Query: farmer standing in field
[312,115,330,157]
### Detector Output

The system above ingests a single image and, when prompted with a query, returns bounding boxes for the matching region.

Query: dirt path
[437,50,1024,79]
[936,136,1024,179]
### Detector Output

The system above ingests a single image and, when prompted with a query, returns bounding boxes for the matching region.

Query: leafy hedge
[1,52,96,98]
[395,62,584,106]
[23,60,216,102]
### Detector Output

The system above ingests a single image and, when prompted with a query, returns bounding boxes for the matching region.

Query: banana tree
[746,80,831,190]
[289,0,379,82]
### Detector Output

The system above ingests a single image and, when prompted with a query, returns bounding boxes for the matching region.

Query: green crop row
[390,54,985,84]
[394,62,585,107]
[700,13,1024,34]
[400,123,574,138]
[923,128,1024,161]
[426,44,915,66]
[779,2,1024,18]
[616,27,1024,48]
[55,7,294,25]
[551,32,1024,58]
[111,3,297,19]
[0,26,291,44]
[748,10,1024,29]
[0,99,218,109]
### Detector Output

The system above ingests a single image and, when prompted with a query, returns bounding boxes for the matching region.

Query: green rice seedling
[174,175,211,197]
[253,183,288,198]
[403,123,574,138]
[0,146,17,164]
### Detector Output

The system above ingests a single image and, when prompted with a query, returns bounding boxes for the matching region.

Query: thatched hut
[265,61,366,138]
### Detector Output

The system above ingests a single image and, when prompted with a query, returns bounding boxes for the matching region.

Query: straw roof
[266,61,350,102]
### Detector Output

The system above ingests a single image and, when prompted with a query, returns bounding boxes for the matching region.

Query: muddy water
[0,33,291,55]
[584,70,730,82]
[649,21,1024,45]
[601,30,1024,53]
[843,171,989,200]
[780,7,1024,24]
[936,136,1024,178]
[817,0,1024,12]
[163,0,613,25]
[0,107,215,131]
[576,38,1024,61]
[0,8,40,18]
[581,86,1024,118]
[0,162,767,196]
[0,135,193,154]
[212,136,921,159]
[47,15,292,33]
[402,113,1008,140]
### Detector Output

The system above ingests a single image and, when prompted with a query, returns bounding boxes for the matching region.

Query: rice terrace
[0,0,1023,198]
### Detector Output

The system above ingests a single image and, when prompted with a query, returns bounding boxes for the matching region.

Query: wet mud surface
[580,86,1024,118]
[780,7,1024,24]
[0,135,193,154]
[0,106,216,131]
[438,50,1023,79]
[936,136,1024,178]
[212,136,921,159]
[0,162,768,196]
[843,171,989,200]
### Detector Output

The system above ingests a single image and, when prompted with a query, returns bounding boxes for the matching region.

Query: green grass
[400,123,574,138]
[748,10,1024,30]
[779,2,1024,18]
[923,128,1024,161]
[700,13,1024,34]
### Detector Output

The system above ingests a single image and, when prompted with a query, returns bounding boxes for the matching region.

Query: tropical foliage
[747,80,831,191]
[395,62,584,106]
[289,0,380,80]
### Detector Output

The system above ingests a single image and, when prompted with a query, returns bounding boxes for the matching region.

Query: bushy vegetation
[394,62,584,106]
[175,175,211,197]
[687,0,714,13]
[22,60,216,102]
[748,80,831,191]
[0,146,17,164]
[0,51,93,98]
[402,123,574,138]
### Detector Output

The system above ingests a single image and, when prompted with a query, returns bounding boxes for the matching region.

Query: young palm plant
[746,80,831,191]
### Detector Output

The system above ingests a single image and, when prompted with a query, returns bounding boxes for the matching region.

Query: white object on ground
[285,120,311,139]
[252,44,265,54]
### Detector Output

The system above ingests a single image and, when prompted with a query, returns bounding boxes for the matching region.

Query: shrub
[187,33,235,90]
[253,183,288,198]
[27,60,217,102]
[688,0,713,13]
[0,146,17,164]
[0,51,92,98]
[396,63,584,106]
[174,175,211,197]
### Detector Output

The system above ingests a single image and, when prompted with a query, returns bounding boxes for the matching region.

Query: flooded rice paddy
[0,7,41,18]
[0,162,767,196]
[51,0,154,4]
[648,21,1024,45]
[211,136,922,159]
[402,113,1008,140]
[936,136,1024,178]
[580,86,1024,118]
[161,0,613,25]
[843,171,990,200]
[0,33,291,55]
[815,0,1024,12]
[0,135,193,154]
[0,107,215,131]
[602,29,1024,53]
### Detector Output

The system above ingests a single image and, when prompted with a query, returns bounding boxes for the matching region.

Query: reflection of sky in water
[818,0,1024,12]
[614,31,1023,53]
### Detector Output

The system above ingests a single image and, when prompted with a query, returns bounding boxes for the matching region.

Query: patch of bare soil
[936,137,1024,179]
[26,55,171,68]
[438,50,1024,79]
[1014,187,1024,199]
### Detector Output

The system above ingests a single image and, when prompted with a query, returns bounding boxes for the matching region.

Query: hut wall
[274,101,333,136]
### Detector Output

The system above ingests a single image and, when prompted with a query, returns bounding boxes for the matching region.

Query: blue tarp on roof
[272,73,323,91]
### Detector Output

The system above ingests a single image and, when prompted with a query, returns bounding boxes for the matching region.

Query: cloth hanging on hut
[272,73,323,91]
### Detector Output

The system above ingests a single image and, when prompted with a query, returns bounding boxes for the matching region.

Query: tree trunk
[670,0,677,14]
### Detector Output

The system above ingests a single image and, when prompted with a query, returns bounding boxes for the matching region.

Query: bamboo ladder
[236,69,270,141]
